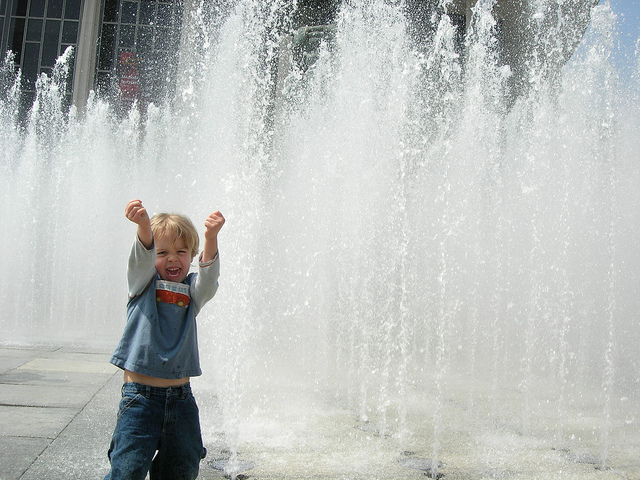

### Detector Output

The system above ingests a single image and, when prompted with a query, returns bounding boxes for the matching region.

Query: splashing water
[1,0,638,477]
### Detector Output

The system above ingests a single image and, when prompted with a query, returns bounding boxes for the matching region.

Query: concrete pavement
[0,346,226,480]
[0,346,119,479]
[0,345,441,480]
[1,346,639,480]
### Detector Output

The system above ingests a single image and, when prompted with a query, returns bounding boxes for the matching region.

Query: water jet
[1,1,638,478]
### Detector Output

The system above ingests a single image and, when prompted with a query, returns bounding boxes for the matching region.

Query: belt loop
[144,384,151,399]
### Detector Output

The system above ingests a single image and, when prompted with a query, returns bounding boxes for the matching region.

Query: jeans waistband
[122,381,192,399]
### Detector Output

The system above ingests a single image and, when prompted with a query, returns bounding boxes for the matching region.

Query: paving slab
[19,374,120,480]
[17,354,116,375]
[0,382,105,409]
[0,436,50,480]
[0,405,78,438]
[0,348,52,375]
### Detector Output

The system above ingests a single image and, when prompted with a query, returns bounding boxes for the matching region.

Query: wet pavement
[0,346,233,480]
[1,346,638,480]
[0,346,119,479]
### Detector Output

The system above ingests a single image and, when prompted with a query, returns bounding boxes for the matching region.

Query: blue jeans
[104,382,206,480]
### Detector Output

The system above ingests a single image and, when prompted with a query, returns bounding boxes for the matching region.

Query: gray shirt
[110,236,220,379]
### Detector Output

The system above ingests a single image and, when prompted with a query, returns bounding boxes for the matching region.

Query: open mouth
[165,267,182,280]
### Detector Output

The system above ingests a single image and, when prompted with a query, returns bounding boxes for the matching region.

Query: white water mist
[1,0,638,476]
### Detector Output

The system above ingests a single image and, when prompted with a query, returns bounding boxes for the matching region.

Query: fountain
[1,0,638,478]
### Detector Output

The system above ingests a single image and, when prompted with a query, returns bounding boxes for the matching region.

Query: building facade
[1,0,83,109]
[1,0,182,113]
[1,0,597,115]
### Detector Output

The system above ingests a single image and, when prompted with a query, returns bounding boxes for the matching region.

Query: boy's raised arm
[202,211,225,263]
[125,199,153,249]
[124,199,156,297]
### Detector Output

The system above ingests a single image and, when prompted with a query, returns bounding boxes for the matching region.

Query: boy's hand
[126,199,153,249]
[202,211,224,263]
[125,199,150,225]
[204,211,225,239]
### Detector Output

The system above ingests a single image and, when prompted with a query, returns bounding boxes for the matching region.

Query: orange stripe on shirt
[156,290,190,307]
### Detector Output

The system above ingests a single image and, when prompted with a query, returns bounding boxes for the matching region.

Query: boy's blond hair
[150,213,199,258]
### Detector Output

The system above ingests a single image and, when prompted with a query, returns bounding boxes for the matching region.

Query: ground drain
[398,456,444,478]
[553,447,604,468]
[354,420,391,437]
[210,458,256,478]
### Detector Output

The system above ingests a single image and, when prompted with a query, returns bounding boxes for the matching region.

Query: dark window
[449,13,465,57]
[103,0,119,23]
[61,20,77,42]
[95,70,113,93]
[22,41,40,87]
[61,47,74,90]
[26,17,43,41]
[98,22,116,70]
[13,0,27,17]
[118,24,135,47]
[156,26,170,48]
[47,0,64,18]
[139,0,154,24]
[29,0,45,17]
[64,0,81,20]
[121,0,137,23]
[10,17,25,61]
[19,90,35,117]
[137,25,152,49]
[156,3,170,24]
[41,18,60,66]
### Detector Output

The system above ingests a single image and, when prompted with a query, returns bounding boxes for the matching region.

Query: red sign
[119,51,140,98]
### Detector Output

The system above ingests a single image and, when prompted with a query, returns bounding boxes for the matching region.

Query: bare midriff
[124,370,189,387]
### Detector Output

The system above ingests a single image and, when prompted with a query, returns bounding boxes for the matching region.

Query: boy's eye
[157,251,167,256]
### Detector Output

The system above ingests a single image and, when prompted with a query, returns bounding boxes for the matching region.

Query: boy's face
[155,234,194,283]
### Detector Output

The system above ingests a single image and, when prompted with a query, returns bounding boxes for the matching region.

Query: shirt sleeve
[127,235,157,298]
[190,251,220,316]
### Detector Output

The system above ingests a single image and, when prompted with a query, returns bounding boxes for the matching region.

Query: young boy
[105,199,225,480]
